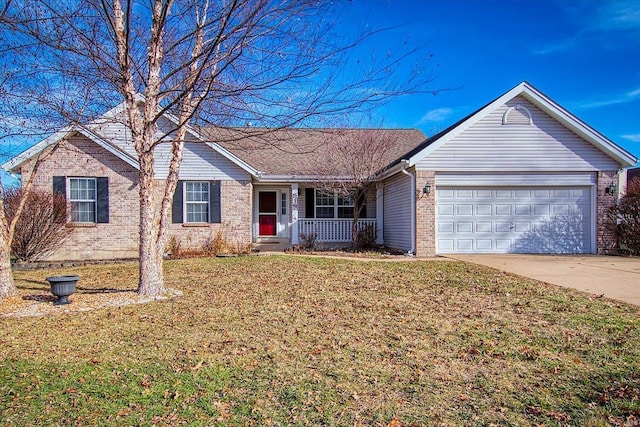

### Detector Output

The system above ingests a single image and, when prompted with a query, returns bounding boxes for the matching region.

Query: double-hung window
[315,191,335,218]
[315,190,354,219]
[337,195,354,219]
[185,181,210,223]
[69,178,97,223]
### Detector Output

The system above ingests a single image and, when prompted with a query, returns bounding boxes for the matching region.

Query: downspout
[400,161,416,256]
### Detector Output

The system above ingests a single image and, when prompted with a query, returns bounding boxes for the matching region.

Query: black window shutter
[305,188,315,218]
[172,180,183,223]
[96,177,109,223]
[53,176,66,197]
[209,180,221,223]
[358,190,367,218]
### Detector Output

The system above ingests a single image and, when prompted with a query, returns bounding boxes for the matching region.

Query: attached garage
[381,82,636,257]
[436,185,593,254]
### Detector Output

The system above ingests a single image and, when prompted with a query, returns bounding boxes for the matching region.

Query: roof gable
[2,97,259,177]
[407,82,637,168]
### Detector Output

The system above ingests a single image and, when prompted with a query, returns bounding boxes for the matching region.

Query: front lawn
[1,256,638,426]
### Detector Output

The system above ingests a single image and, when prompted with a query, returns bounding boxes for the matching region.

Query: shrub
[605,177,640,255]
[298,232,318,250]
[203,229,227,256]
[4,187,70,262]
[354,223,377,249]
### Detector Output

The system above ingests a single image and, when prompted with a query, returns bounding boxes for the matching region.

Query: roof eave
[519,85,637,167]
[255,174,355,183]
[1,125,140,174]
[2,127,74,173]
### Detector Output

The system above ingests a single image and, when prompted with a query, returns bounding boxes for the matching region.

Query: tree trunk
[136,156,166,296]
[0,180,17,299]
[0,210,16,299]
[352,196,360,249]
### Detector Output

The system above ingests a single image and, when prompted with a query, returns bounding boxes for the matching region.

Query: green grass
[1,256,639,426]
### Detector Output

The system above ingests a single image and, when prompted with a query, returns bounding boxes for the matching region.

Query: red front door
[258,191,277,236]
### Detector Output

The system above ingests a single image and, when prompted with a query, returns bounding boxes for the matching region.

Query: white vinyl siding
[69,178,96,223]
[89,115,251,181]
[383,173,412,252]
[417,96,620,172]
[157,142,251,181]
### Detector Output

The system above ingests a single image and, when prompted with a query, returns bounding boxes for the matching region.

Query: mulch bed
[0,288,182,318]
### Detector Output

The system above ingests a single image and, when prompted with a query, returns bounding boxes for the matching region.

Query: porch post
[291,183,299,244]
[376,182,384,245]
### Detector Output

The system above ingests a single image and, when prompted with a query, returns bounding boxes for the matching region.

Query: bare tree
[315,129,399,249]
[0,0,435,297]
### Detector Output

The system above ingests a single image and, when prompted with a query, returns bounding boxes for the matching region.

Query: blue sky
[2,0,639,176]
[345,0,640,163]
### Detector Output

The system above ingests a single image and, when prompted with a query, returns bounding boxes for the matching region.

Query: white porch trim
[298,218,378,243]
[291,184,299,244]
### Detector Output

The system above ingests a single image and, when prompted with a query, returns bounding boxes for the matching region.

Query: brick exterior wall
[596,170,618,254]
[165,179,252,253]
[21,135,253,260]
[414,169,436,257]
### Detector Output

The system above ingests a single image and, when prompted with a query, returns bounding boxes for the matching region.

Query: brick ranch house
[3,82,637,260]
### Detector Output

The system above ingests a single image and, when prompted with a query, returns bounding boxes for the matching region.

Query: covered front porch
[252,183,384,246]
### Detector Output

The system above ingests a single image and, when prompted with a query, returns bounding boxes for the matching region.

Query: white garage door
[436,186,592,254]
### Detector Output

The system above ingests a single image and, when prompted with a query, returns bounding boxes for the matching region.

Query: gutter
[400,160,416,256]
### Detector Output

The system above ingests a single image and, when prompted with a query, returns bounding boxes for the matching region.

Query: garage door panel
[534,205,550,215]
[476,204,492,215]
[514,222,531,232]
[495,204,512,215]
[495,222,512,232]
[476,240,492,251]
[476,222,491,233]
[438,204,454,215]
[438,222,454,233]
[496,240,511,251]
[457,204,473,215]
[436,185,592,254]
[439,189,454,198]
[457,222,473,233]
[457,239,473,251]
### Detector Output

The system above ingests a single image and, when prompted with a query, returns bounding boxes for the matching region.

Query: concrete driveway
[446,254,640,306]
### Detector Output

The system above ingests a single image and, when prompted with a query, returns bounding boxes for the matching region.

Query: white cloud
[534,1,640,55]
[416,107,453,124]
[597,1,640,31]
[627,88,640,97]
[621,134,640,143]
[574,87,640,110]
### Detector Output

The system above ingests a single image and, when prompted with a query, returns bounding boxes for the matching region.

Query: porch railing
[298,218,378,243]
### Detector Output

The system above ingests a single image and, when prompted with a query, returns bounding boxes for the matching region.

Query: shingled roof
[198,127,427,177]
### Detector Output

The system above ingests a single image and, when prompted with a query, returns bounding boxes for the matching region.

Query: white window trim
[68,177,97,223]
[315,190,354,219]
[183,181,210,223]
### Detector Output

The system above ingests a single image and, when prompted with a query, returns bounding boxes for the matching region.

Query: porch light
[605,182,617,196]
[423,182,431,195]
